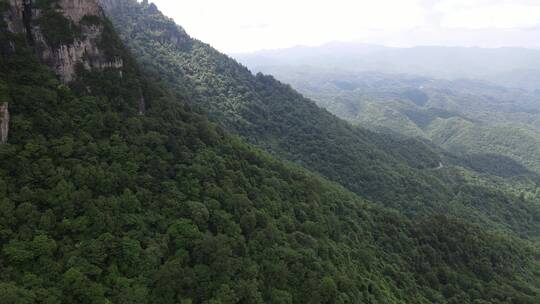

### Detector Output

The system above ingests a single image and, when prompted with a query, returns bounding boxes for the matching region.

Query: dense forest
[101,0,540,241]
[1,0,540,303]
[242,67,540,175]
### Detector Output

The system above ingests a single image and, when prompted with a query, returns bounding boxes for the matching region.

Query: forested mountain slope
[3,1,540,303]
[101,0,540,239]
[250,67,540,175]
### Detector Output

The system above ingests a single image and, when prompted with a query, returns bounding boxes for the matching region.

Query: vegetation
[247,67,540,174]
[428,121,540,173]
[36,10,81,47]
[1,1,540,303]
[102,0,540,240]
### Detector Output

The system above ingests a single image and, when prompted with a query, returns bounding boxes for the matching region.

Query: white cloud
[436,0,540,29]
[149,0,540,52]
[151,0,427,52]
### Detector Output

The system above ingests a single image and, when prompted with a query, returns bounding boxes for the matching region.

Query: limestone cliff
[3,0,123,82]
[58,0,101,22]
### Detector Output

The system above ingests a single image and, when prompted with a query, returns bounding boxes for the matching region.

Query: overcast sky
[150,0,540,53]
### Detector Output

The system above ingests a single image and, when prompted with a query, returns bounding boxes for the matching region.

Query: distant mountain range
[233,64,540,176]
[234,42,540,92]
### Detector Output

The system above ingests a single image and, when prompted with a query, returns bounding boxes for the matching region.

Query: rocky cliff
[3,0,123,82]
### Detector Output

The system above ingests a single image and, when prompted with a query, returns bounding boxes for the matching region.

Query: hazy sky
[150,0,540,53]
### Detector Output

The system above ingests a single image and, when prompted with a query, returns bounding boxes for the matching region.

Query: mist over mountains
[234,44,540,185]
[234,42,540,92]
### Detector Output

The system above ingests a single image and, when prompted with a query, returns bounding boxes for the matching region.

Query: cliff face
[3,0,123,82]
[58,0,101,22]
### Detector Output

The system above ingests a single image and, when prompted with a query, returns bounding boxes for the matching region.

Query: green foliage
[36,11,81,47]
[429,121,540,173]
[255,67,540,176]
[102,0,540,240]
[0,0,9,13]
[33,0,59,10]
[1,1,540,303]
[80,15,103,27]
[400,89,429,106]
[97,18,126,59]
[0,283,36,304]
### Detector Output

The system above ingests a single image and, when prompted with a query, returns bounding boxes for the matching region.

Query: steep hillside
[100,0,540,239]
[3,1,540,303]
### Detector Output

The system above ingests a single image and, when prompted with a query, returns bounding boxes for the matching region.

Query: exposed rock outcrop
[0,102,9,144]
[4,0,123,82]
[59,0,101,22]
[4,0,27,33]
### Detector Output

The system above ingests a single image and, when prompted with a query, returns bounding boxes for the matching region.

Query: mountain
[491,69,540,92]
[233,42,540,92]
[100,0,540,240]
[2,0,539,302]
[247,67,540,175]
[2,0,540,303]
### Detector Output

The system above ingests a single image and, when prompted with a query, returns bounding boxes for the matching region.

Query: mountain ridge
[234,42,540,91]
